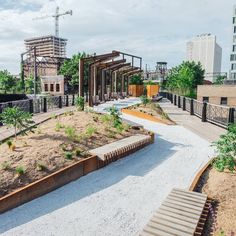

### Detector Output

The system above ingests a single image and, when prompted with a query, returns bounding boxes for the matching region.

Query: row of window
[231,63,236,70]
[44,84,60,92]
[230,54,236,61]
[203,97,228,105]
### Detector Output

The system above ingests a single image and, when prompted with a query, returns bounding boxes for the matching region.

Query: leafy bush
[140,95,151,106]
[213,124,236,172]
[75,96,85,111]
[65,126,77,141]
[6,140,12,149]
[15,166,25,175]
[0,107,34,138]
[64,151,73,160]
[129,74,144,85]
[75,148,82,157]
[109,106,122,128]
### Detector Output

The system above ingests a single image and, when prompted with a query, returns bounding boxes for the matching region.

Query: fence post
[8,102,13,108]
[29,99,34,114]
[43,97,47,112]
[171,94,173,103]
[201,102,207,122]
[0,104,2,126]
[178,96,181,108]
[183,97,186,111]
[174,95,177,105]
[190,99,194,115]
[72,95,75,106]
[228,108,235,124]
[66,95,69,107]
[59,96,62,108]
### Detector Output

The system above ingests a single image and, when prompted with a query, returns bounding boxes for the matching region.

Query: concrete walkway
[0,99,214,236]
[159,99,226,142]
[0,106,76,142]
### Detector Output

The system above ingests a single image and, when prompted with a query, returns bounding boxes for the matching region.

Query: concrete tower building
[186,34,222,82]
[230,5,236,79]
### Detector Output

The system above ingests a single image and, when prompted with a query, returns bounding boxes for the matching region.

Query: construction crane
[33,6,72,37]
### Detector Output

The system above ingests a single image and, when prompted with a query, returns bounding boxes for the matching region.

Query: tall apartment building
[230,5,236,79]
[23,35,67,78]
[186,34,222,82]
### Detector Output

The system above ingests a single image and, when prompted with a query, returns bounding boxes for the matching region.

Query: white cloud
[0,0,235,74]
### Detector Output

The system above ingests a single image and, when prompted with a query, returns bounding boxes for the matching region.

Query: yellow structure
[146,85,160,98]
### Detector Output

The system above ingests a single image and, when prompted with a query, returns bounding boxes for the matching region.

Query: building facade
[186,34,222,82]
[41,75,65,95]
[197,85,236,107]
[230,5,236,79]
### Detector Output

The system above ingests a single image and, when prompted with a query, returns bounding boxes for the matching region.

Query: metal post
[190,99,194,115]
[66,95,69,107]
[202,102,207,122]
[183,97,186,111]
[43,97,47,112]
[178,96,181,108]
[171,94,173,103]
[59,96,62,108]
[0,104,3,126]
[228,107,235,124]
[29,99,34,114]
[72,94,75,106]
[20,54,25,93]
[33,47,37,97]
[8,102,13,108]
[174,95,177,105]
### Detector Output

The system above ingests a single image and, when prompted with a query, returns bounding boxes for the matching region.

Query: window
[232,63,236,70]
[230,54,236,61]
[56,84,60,92]
[234,26,236,33]
[220,97,228,105]
[44,84,48,92]
[233,45,236,52]
[50,84,54,92]
[203,97,209,103]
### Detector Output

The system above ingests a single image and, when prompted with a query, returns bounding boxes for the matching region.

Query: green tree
[129,74,144,85]
[25,75,34,94]
[59,52,88,92]
[214,75,225,85]
[0,107,34,138]
[166,61,205,97]
[75,96,85,111]
[0,70,17,94]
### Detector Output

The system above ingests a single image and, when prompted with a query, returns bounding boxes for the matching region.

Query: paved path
[159,99,226,142]
[0,106,75,142]
[0,99,214,236]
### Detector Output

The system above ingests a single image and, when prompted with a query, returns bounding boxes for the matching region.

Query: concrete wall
[197,85,236,106]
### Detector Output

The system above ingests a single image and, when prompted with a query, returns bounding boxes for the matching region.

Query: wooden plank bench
[89,134,152,167]
[140,188,210,236]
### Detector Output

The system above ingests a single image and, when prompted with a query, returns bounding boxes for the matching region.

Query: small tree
[75,96,85,111]
[140,95,151,106]
[213,75,225,85]
[0,70,17,94]
[0,107,35,138]
[108,106,122,128]
[129,74,144,85]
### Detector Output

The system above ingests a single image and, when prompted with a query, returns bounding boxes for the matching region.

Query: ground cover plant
[0,108,147,197]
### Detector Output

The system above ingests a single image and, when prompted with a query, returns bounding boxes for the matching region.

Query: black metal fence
[0,95,75,126]
[163,92,234,129]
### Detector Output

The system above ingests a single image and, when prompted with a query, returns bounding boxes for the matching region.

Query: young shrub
[213,124,236,172]
[75,96,85,111]
[1,161,10,170]
[36,162,47,171]
[65,126,77,141]
[108,106,122,128]
[55,122,64,132]
[6,140,12,149]
[15,166,25,175]
[51,113,57,119]
[75,148,82,157]
[140,95,151,106]
[64,151,73,160]
[86,125,97,137]
[0,107,35,139]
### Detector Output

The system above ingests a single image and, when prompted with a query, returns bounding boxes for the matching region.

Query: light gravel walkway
[0,99,215,236]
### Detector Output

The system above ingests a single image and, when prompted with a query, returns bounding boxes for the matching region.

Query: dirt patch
[125,103,175,125]
[195,167,236,235]
[0,110,147,198]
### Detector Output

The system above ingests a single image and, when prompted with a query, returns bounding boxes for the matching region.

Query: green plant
[64,151,73,160]
[86,125,97,137]
[109,106,122,128]
[140,95,151,106]
[75,96,85,111]
[129,74,144,85]
[6,140,12,149]
[0,107,34,139]
[75,148,82,157]
[51,113,57,119]
[15,166,25,175]
[36,162,47,171]
[65,126,77,141]
[213,124,236,172]
[1,161,10,170]
[55,122,64,132]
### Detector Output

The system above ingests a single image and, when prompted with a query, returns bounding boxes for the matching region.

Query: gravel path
[0,100,214,236]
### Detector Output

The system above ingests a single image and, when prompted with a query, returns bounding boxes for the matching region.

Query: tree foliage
[166,61,205,96]
[0,70,17,94]
[0,107,34,138]
[129,74,144,85]
[213,75,225,85]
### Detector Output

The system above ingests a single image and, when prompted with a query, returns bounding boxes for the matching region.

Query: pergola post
[114,71,117,92]
[79,58,84,97]
[121,74,125,93]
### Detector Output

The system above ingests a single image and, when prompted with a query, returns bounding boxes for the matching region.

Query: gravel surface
[0,99,214,236]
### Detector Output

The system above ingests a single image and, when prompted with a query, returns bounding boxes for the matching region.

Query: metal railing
[193,100,203,118]
[185,97,191,112]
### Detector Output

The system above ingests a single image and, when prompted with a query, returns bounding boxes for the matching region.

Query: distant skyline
[0,0,235,74]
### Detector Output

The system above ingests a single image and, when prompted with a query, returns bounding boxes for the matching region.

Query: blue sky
[0,0,235,74]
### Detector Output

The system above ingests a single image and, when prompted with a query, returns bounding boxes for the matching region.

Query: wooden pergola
[79,51,142,106]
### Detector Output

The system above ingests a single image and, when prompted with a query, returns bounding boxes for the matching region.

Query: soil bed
[125,102,175,125]
[195,166,236,235]
[0,110,147,198]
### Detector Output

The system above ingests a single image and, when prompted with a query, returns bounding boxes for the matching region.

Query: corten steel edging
[0,155,98,214]
[0,132,154,213]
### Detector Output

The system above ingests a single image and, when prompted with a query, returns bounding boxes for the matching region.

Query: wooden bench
[140,188,210,236]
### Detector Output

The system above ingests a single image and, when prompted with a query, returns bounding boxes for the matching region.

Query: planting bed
[122,102,175,125]
[195,166,236,235]
[0,110,147,198]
